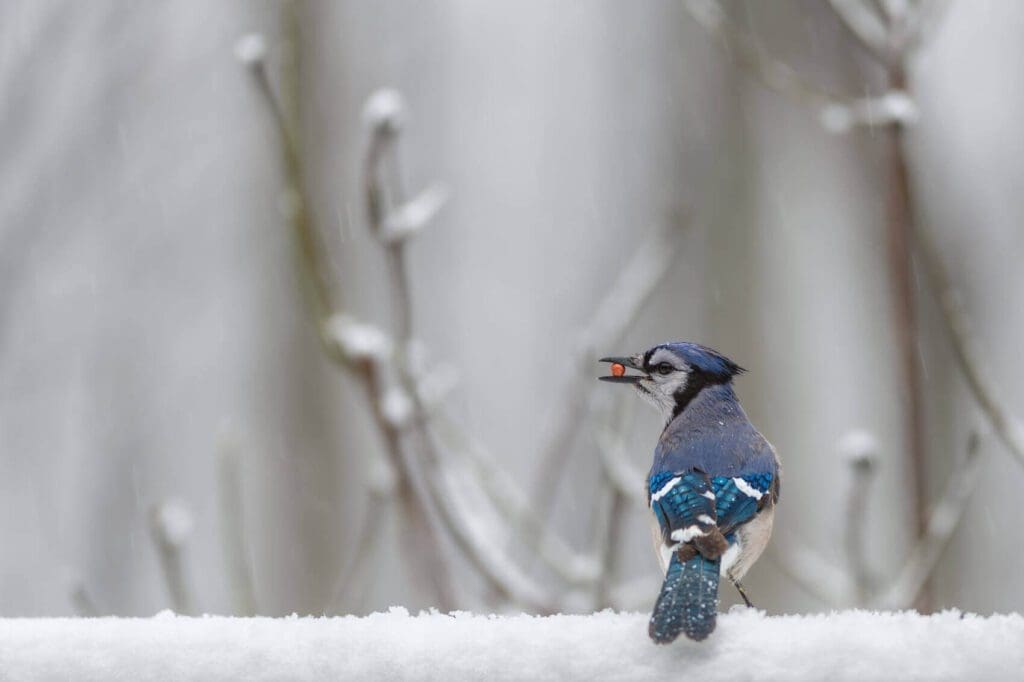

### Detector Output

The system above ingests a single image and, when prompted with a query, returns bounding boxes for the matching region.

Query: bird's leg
[731,579,755,608]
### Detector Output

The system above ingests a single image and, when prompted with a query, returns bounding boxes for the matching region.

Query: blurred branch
[915,226,1024,470]
[363,90,558,611]
[774,430,987,611]
[828,0,892,62]
[876,432,985,609]
[217,437,258,616]
[591,391,638,608]
[689,0,1004,615]
[839,430,880,605]
[149,500,197,615]
[903,0,952,54]
[684,0,850,114]
[327,457,395,612]
[240,31,456,610]
[430,411,601,588]
[531,215,689,527]
[685,0,923,135]
[69,582,100,617]
[767,532,853,606]
[883,61,931,610]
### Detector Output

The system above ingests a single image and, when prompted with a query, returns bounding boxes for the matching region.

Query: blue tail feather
[648,551,720,643]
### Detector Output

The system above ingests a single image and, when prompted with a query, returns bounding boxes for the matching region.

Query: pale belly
[651,505,775,581]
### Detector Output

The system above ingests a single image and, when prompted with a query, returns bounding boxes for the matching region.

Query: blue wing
[710,473,774,535]
[649,470,775,544]
[648,471,717,545]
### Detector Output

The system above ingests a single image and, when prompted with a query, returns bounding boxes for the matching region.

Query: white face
[634,348,690,422]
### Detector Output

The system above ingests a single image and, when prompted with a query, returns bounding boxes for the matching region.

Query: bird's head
[599,342,744,422]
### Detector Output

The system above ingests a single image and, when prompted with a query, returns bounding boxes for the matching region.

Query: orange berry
[611,363,626,377]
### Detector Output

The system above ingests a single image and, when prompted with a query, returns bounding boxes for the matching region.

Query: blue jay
[599,342,779,643]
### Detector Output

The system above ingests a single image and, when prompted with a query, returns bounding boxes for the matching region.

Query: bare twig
[595,429,648,509]
[690,0,1000,614]
[829,0,893,63]
[364,91,558,611]
[914,226,1024,470]
[69,582,100,617]
[149,499,197,615]
[430,410,601,587]
[241,30,457,610]
[767,533,853,606]
[326,461,393,612]
[876,432,985,609]
[684,0,851,113]
[902,0,952,54]
[591,391,638,608]
[217,437,258,616]
[839,430,880,605]
[883,66,929,610]
[531,215,688,527]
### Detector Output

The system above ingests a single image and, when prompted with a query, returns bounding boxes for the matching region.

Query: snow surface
[1,609,1021,681]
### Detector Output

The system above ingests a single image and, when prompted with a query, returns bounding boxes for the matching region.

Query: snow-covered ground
[1,608,1021,681]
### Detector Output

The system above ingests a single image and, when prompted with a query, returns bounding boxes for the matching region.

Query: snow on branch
[3,610,1022,681]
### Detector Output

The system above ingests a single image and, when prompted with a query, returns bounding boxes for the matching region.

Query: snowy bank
[2,609,1022,681]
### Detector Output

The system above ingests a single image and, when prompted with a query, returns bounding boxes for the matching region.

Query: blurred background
[2,0,1022,619]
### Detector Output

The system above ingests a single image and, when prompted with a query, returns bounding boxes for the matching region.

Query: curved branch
[875,433,985,609]
[914,225,1024,469]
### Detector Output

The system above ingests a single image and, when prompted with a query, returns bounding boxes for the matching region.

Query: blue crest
[648,342,745,379]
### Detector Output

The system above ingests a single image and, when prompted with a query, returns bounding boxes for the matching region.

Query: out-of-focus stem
[242,31,456,610]
[884,63,930,611]
[531,216,687,531]
[876,433,984,609]
[840,431,879,606]
[218,440,258,616]
[149,500,197,615]
[365,105,555,611]
[914,221,1024,471]
[70,583,100,617]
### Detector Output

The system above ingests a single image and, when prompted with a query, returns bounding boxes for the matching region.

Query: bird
[599,342,779,643]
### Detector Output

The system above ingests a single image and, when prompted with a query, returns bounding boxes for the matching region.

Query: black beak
[598,356,645,384]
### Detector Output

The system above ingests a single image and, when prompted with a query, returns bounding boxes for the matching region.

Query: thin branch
[241,32,457,610]
[884,62,931,609]
[684,0,850,111]
[69,582,100,617]
[829,0,893,63]
[902,0,952,54]
[839,430,880,605]
[766,533,852,606]
[430,410,601,587]
[531,215,689,526]
[217,437,258,616]
[591,391,638,608]
[327,454,396,611]
[149,500,197,615]
[364,91,559,611]
[914,225,1024,470]
[876,432,985,609]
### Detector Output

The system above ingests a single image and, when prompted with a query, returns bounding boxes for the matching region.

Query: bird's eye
[656,362,674,375]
